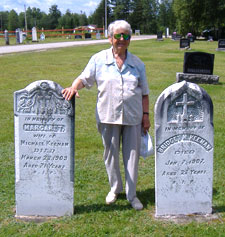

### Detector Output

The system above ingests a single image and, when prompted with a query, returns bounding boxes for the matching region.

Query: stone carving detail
[15,82,73,116]
[167,93,204,123]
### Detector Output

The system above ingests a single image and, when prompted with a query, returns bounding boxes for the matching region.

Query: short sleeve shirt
[79,47,149,125]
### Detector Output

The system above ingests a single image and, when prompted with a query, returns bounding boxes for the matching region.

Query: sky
[0,0,102,16]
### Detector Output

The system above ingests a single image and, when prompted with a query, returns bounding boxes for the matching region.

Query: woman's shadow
[74,188,155,214]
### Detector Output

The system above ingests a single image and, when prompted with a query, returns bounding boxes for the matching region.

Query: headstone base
[154,213,220,224]
[15,215,59,223]
[216,48,225,51]
[176,72,219,84]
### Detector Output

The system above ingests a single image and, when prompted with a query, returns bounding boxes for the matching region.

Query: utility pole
[105,0,107,37]
[24,5,28,32]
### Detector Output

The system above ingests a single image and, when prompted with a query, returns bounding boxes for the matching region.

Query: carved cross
[176,93,195,122]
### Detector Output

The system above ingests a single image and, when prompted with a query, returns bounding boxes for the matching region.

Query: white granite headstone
[32,27,38,42]
[14,80,75,217]
[154,81,214,216]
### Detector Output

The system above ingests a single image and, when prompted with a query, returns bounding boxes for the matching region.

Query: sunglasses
[114,33,131,40]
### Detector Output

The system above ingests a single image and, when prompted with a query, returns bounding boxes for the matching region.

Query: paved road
[0,35,156,55]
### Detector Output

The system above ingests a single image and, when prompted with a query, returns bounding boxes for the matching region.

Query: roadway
[0,35,156,55]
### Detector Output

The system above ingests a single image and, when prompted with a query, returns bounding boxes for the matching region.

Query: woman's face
[109,28,130,53]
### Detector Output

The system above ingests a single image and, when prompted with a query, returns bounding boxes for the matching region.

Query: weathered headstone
[216,39,225,51]
[135,30,140,35]
[4,30,9,45]
[14,80,75,217]
[16,28,20,44]
[176,52,219,84]
[40,32,45,41]
[180,38,190,49]
[96,32,101,40]
[32,27,38,42]
[155,81,214,216]
[157,32,163,41]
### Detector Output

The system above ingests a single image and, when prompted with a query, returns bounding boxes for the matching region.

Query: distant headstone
[157,32,163,41]
[96,32,101,40]
[216,39,225,51]
[4,30,9,45]
[172,33,181,40]
[32,27,38,42]
[19,31,24,43]
[180,38,190,49]
[176,52,219,84]
[16,28,20,44]
[40,33,45,41]
[14,80,75,217]
[75,35,82,39]
[135,30,140,35]
[155,81,214,216]
[188,36,195,42]
[85,33,92,39]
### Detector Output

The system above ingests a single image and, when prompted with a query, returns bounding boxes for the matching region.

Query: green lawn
[0,38,224,236]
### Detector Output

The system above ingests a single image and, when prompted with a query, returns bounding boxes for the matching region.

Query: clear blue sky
[0,0,102,16]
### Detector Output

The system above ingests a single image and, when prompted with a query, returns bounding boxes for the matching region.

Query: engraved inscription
[157,133,212,153]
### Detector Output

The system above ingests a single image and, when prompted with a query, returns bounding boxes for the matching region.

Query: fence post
[4,29,9,45]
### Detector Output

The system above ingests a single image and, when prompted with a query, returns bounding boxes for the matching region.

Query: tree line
[1,0,225,37]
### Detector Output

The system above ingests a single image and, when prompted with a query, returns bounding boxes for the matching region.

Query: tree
[0,11,9,31]
[8,10,19,31]
[158,0,175,32]
[48,5,61,29]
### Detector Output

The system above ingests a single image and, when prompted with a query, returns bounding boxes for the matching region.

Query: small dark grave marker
[157,32,163,41]
[180,38,190,49]
[218,39,225,48]
[75,35,82,39]
[85,33,92,39]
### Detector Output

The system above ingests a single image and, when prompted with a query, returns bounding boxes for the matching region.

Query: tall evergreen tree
[8,10,19,31]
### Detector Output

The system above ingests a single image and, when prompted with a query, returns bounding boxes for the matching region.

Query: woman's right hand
[62,87,80,101]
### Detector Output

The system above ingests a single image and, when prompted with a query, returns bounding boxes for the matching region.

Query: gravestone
[96,32,101,40]
[75,35,82,39]
[180,38,190,49]
[4,30,9,45]
[40,33,45,41]
[85,33,92,39]
[135,30,140,35]
[157,32,163,41]
[154,81,214,216]
[172,33,181,41]
[14,80,75,217]
[216,39,225,51]
[32,27,38,42]
[176,52,219,84]
[16,28,21,44]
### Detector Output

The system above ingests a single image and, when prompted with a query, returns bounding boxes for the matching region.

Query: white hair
[108,20,132,37]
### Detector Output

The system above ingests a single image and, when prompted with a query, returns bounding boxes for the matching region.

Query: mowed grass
[0,38,224,236]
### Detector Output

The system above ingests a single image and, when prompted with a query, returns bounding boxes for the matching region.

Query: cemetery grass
[0,39,224,236]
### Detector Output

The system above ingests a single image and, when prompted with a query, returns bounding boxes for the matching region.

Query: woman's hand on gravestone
[62,78,85,100]
[62,87,80,100]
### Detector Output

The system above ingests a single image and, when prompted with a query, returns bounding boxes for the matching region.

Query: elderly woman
[62,20,150,210]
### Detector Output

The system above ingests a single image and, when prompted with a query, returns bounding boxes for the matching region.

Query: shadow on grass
[74,188,155,214]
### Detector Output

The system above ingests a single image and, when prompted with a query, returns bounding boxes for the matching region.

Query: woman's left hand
[142,114,150,134]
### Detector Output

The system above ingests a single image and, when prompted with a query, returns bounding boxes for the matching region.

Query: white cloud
[84,1,98,8]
